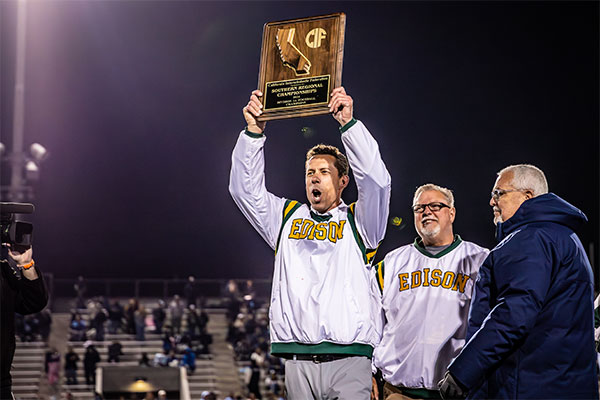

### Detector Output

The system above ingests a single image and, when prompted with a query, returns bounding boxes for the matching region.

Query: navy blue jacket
[448,193,598,399]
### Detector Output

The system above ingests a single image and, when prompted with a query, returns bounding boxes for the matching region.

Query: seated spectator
[181,346,196,374]
[153,350,170,367]
[70,313,87,341]
[107,341,123,363]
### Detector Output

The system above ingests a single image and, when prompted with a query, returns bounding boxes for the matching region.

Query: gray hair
[498,164,548,197]
[413,183,455,208]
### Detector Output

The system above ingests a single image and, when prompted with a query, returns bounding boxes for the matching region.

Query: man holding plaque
[229,87,391,399]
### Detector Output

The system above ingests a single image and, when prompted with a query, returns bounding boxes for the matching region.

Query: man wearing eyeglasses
[371,183,488,400]
[439,164,597,399]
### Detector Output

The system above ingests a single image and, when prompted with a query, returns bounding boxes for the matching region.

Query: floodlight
[25,160,39,180]
[29,143,49,162]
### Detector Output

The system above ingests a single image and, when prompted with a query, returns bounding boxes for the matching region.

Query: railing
[50,277,273,300]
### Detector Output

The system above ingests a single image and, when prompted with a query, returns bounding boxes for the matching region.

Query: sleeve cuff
[244,127,264,138]
[339,118,358,134]
[448,360,476,391]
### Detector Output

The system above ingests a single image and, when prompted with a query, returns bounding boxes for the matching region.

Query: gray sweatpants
[284,356,372,400]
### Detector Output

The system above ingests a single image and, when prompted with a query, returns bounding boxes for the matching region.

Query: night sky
[1,1,598,283]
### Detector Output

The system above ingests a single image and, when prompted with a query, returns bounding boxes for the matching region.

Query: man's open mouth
[312,189,322,200]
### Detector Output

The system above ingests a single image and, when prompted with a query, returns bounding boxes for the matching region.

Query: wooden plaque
[257,13,346,121]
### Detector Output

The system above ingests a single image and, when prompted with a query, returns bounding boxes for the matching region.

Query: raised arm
[228,90,286,250]
[329,87,391,249]
[5,245,48,315]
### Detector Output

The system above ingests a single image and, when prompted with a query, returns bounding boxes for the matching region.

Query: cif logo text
[305,27,327,49]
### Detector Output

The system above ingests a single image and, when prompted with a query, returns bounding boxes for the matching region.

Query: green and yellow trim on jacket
[374,260,385,293]
[275,200,302,254]
[347,202,379,265]
[413,234,462,259]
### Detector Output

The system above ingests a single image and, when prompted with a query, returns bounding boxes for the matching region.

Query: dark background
[1,1,598,283]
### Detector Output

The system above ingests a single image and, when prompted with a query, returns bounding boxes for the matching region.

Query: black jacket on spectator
[108,342,124,362]
[0,259,48,392]
[84,346,101,371]
[65,350,80,370]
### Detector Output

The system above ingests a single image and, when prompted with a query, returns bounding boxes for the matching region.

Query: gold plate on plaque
[257,13,345,121]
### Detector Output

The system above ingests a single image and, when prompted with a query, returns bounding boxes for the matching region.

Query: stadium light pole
[7,0,29,201]
[1,0,48,202]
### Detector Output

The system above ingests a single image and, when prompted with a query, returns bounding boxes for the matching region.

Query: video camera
[1,202,34,247]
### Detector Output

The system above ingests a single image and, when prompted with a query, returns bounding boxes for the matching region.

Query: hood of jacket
[496,193,587,241]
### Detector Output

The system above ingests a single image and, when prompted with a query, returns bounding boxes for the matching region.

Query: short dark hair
[306,144,349,177]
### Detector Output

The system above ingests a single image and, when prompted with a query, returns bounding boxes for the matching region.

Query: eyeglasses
[490,189,522,201]
[412,202,450,214]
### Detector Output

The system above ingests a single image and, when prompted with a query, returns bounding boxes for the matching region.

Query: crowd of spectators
[22,277,286,399]
[155,306,212,375]
[65,276,214,383]
[224,280,284,399]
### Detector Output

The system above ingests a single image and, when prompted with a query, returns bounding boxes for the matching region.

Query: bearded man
[372,183,488,400]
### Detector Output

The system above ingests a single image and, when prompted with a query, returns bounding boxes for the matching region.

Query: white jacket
[229,120,391,356]
[373,238,489,389]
